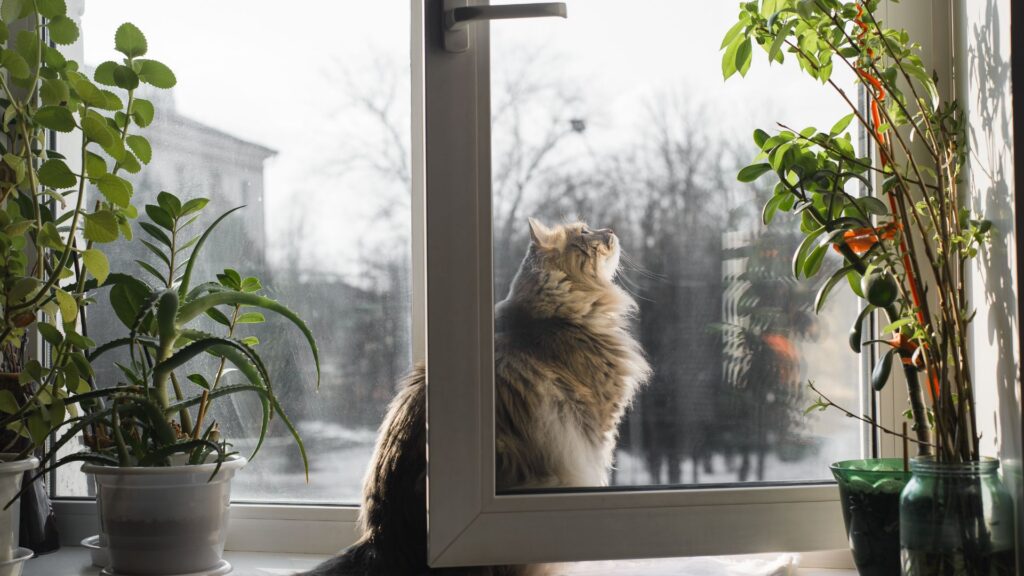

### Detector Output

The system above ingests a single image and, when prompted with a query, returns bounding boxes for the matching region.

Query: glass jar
[831,458,910,576]
[900,457,1016,575]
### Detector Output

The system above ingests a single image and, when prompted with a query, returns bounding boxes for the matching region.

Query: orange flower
[833,222,900,255]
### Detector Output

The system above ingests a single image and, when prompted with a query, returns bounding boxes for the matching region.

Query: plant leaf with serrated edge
[83,210,118,243]
[37,159,76,189]
[126,135,151,163]
[46,15,78,45]
[130,98,154,127]
[55,287,77,323]
[114,23,147,58]
[34,105,75,132]
[96,174,132,207]
[81,248,109,284]
[136,59,175,88]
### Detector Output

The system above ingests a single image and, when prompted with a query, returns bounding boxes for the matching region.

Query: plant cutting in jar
[723,0,1016,573]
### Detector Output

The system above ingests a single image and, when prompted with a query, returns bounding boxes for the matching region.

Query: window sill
[23,548,857,575]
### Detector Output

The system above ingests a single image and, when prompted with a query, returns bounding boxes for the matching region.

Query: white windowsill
[23,547,857,575]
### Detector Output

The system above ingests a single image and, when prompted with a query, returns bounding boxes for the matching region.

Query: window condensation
[56,1,412,503]
[490,0,862,489]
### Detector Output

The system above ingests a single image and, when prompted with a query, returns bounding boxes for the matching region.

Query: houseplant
[14,191,320,574]
[723,0,1016,574]
[0,2,173,564]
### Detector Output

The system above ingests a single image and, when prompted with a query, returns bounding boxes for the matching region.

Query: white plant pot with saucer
[82,455,246,576]
[0,455,38,576]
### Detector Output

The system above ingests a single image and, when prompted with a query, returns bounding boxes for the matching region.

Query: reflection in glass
[55,1,412,504]
[491,1,861,489]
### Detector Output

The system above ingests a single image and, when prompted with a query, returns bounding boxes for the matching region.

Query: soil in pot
[831,458,910,576]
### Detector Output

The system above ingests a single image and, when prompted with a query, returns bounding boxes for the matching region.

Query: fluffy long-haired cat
[304,219,650,576]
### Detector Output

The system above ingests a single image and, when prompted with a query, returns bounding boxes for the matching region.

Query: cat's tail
[299,540,378,576]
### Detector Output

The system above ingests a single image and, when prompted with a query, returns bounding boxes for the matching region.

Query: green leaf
[34,105,76,132]
[236,312,265,324]
[37,322,63,346]
[81,248,110,284]
[240,336,260,347]
[0,0,28,23]
[0,390,18,414]
[37,159,76,189]
[802,243,829,278]
[792,227,825,279]
[157,191,182,217]
[849,305,875,352]
[735,38,753,77]
[93,61,118,86]
[722,37,741,79]
[815,265,853,314]
[126,135,152,164]
[830,112,856,136]
[108,274,152,329]
[753,128,770,148]
[46,15,78,45]
[0,48,29,79]
[84,152,107,179]
[187,374,211,390]
[205,307,232,327]
[96,174,133,207]
[130,98,154,127]
[3,152,24,183]
[181,198,209,216]
[177,291,321,387]
[145,204,174,230]
[178,206,243,298]
[136,59,176,89]
[42,45,66,70]
[738,163,772,182]
[80,112,114,147]
[768,20,795,63]
[40,78,69,106]
[83,210,119,243]
[882,317,914,334]
[721,20,745,49]
[112,64,140,91]
[139,221,171,248]
[114,23,148,58]
[55,287,77,323]
[37,0,66,18]
[0,21,6,44]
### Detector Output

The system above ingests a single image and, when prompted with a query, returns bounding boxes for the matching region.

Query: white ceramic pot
[82,455,246,575]
[0,456,39,562]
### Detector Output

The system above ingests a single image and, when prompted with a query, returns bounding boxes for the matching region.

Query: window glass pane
[491,1,862,490]
[54,1,411,504]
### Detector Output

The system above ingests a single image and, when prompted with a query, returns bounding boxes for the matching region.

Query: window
[421,0,957,567]
[53,1,413,506]
[45,0,1009,566]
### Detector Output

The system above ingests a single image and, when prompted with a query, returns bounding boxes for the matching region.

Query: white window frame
[46,0,1009,565]
[421,0,957,568]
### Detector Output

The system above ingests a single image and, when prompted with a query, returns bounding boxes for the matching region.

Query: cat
[303,218,650,576]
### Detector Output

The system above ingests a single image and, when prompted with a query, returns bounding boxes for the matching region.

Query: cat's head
[527,218,620,284]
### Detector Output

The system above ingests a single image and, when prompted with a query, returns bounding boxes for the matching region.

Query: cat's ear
[528,217,555,248]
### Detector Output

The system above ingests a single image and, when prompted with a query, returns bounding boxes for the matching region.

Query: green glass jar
[831,458,910,576]
[900,457,1016,575]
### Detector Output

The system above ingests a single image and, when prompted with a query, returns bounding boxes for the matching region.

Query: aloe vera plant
[20,191,320,490]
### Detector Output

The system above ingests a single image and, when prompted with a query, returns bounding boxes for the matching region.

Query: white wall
[956,0,1022,568]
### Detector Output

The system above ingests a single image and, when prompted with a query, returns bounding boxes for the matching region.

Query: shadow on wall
[965,0,1022,570]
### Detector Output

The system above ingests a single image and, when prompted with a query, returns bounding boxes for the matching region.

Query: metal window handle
[443,1,568,53]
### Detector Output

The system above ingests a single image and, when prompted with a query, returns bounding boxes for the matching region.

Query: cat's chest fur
[494,275,649,489]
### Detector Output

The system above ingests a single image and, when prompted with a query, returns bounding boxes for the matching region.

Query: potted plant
[723,1,1016,574]
[0,2,172,567]
[14,191,320,575]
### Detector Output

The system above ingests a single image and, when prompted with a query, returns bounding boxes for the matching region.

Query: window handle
[443,1,568,53]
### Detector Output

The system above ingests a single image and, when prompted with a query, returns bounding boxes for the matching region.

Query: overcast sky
[79,1,855,273]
